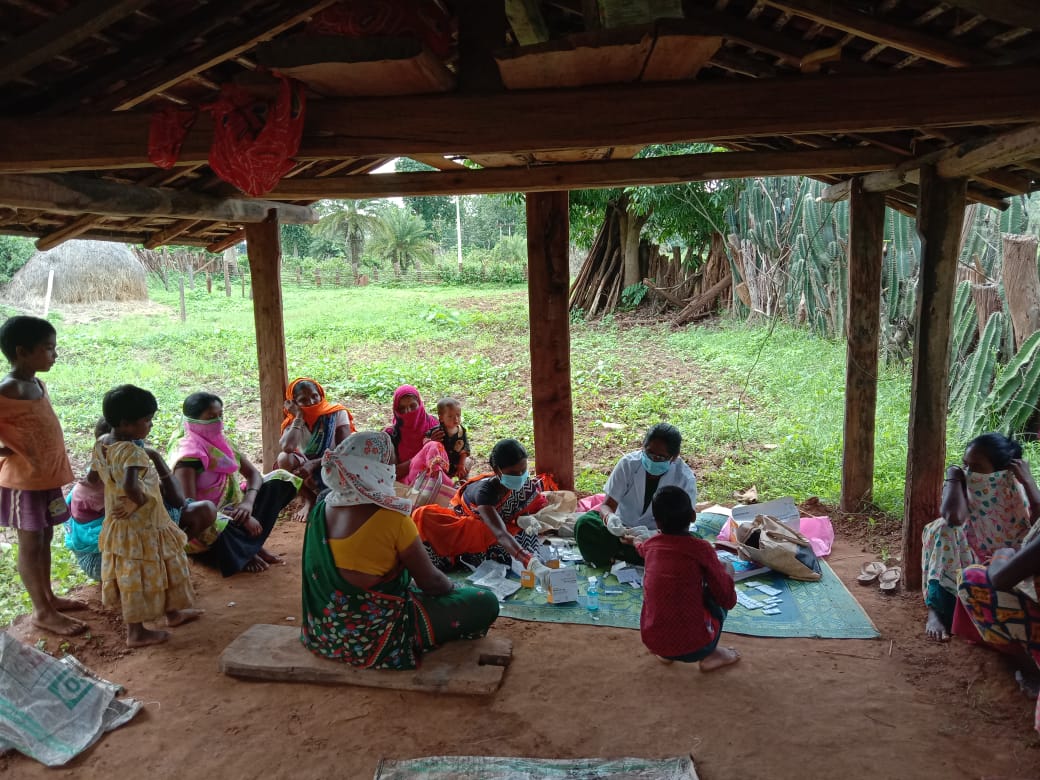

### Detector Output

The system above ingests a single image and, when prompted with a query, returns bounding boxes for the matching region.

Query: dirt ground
[3,520,1040,780]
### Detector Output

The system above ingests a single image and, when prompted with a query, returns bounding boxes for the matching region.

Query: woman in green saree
[301,430,499,670]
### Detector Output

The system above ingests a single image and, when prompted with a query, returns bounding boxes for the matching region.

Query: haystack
[4,240,148,305]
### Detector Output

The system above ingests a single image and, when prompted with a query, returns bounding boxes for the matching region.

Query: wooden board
[258,35,454,97]
[219,624,512,695]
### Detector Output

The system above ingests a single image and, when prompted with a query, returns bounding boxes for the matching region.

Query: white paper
[615,568,642,586]
[701,504,733,517]
[736,591,764,610]
[762,608,781,615]
[473,574,522,601]
[466,560,507,582]
[752,583,782,596]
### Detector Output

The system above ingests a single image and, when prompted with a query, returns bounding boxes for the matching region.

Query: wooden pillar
[840,183,885,513]
[245,213,288,472]
[902,166,966,590]
[526,191,574,489]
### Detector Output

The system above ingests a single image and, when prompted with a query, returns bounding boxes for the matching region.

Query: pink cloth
[403,440,453,487]
[169,418,240,505]
[384,385,439,463]
[799,516,834,557]
[577,493,605,513]
[70,478,105,520]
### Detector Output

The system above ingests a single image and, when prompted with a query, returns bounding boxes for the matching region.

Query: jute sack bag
[735,515,822,581]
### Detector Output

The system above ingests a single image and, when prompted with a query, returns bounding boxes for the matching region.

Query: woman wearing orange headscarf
[277,377,355,522]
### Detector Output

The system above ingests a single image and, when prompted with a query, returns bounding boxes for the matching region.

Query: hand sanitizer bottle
[586,576,599,612]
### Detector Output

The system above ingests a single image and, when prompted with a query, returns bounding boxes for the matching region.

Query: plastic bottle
[586,576,599,612]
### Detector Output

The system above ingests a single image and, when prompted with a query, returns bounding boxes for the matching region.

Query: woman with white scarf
[300,431,499,670]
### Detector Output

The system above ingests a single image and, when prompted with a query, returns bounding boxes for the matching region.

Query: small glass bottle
[586,576,599,612]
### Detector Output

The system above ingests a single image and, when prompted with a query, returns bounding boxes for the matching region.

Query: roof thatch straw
[4,240,148,305]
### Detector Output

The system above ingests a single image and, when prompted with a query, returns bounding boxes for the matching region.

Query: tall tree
[369,205,436,277]
[315,199,382,280]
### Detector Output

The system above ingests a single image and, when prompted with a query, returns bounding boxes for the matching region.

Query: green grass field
[3,279,1011,625]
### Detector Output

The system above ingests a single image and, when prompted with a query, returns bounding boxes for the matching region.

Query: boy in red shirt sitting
[634,486,741,670]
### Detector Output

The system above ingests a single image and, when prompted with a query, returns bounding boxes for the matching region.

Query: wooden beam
[902,167,966,592]
[270,148,902,198]
[0,173,318,224]
[0,226,213,248]
[34,213,107,252]
[763,0,990,66]
[245,214,288,472]
[143,219,202,250]
[527,191,574,490]
[942,1,1040,31]
[840,183,885,514]
[822,123,1040,201]
[505,0,551,45]
[0,0,151,85]
[99,1,339,111]
[207,229,247,254]
[4,66,1040,172]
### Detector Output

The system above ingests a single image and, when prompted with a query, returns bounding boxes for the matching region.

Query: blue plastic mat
[452,514,879,639]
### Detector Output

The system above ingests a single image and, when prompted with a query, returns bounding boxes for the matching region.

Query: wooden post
[178,275,186,322]
[223,247,234,297]
[315,268,321,287]
[240,270,245,298]
[206,272,212,294]
[902,166,966,590]
[245,213,288,471]
[526,191,574,489]
[42,267,54,317]
[841,183,885,513]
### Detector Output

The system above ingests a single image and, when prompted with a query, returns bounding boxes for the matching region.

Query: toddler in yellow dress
[94,384,202,647]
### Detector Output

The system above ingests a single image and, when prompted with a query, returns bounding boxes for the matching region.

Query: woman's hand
[283,398,302,417]
[1010,458,1034,483]
[241,517,263,538]
[619,533,638,547]
[228,500,254,525]
[428,427,446,443]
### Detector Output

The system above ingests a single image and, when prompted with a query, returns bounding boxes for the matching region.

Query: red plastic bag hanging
[307,0,453,58]
[206,75,306,197]
[147,106,198,170]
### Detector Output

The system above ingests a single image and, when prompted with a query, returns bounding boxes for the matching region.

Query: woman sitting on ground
[958,476,1040,735]
[385,384,451,486]
[412,438,547,571]
[574,423,698,569]
[301,431,499,669]
[170,391,300,575]
[922,433,1040,642]
[277,377,355,522]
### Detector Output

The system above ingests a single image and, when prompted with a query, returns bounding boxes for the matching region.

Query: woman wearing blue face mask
[575,423,698,569]
[922,432,1040,642]
[412,438,548,572]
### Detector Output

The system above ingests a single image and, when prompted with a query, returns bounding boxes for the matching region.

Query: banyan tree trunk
[1002,234,1040,351]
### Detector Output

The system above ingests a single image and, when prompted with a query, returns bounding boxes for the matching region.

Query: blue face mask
[641,453,672,476]
[499,472,529,491]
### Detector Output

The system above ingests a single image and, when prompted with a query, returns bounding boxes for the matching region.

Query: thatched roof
[4,240,148,304]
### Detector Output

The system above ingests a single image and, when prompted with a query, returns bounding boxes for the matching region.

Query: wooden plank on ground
[219,624,512,695]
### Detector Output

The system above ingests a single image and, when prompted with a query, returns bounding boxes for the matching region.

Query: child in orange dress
[0,316,85,636]
[94,384,202,647]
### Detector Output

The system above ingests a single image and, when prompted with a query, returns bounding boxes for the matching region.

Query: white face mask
[964,468,1010,494]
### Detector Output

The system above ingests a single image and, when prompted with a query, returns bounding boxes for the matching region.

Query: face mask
[499,472,529,491]
[965,468,1008,494]
[185,417,226,443]
[641,453,672,476]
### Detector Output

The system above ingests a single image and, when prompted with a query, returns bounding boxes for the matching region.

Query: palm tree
[315,199,381,281]
[369,206,436,278]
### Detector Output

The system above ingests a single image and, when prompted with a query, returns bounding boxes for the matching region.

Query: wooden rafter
[267,147,903,199]
[822,123,1040,201]
[943,1,1040,32]
[762,0,992,66]
[0,0,152,86]
[97,0,339,112]
[0,173,318,224]
[3,65,1040,173]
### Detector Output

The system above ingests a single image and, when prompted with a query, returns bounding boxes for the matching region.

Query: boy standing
[0,316,84,635]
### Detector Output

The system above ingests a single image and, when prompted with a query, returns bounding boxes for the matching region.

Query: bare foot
[654,655,674,665]
[127,625,170,647]
[166,608,204,627]
[243,555,270,573]
[699,646,741,672]
[925,609,951,642]
[291,500,313,523]
[50,595,89,611]
[32,608,87,636]
[258,547,284,565]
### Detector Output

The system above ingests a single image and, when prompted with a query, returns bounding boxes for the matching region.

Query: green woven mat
[452,515,878,640]
[374,755,696,779]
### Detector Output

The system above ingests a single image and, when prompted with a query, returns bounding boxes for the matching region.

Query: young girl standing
[0,316,85,636]
[94,384,202,647]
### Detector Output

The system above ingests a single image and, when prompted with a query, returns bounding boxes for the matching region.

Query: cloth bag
[736,515,822,581]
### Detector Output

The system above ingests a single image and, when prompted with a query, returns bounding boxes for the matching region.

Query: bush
[0,236,36,286]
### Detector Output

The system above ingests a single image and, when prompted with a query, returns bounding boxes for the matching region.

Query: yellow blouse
[327,507,419,576]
